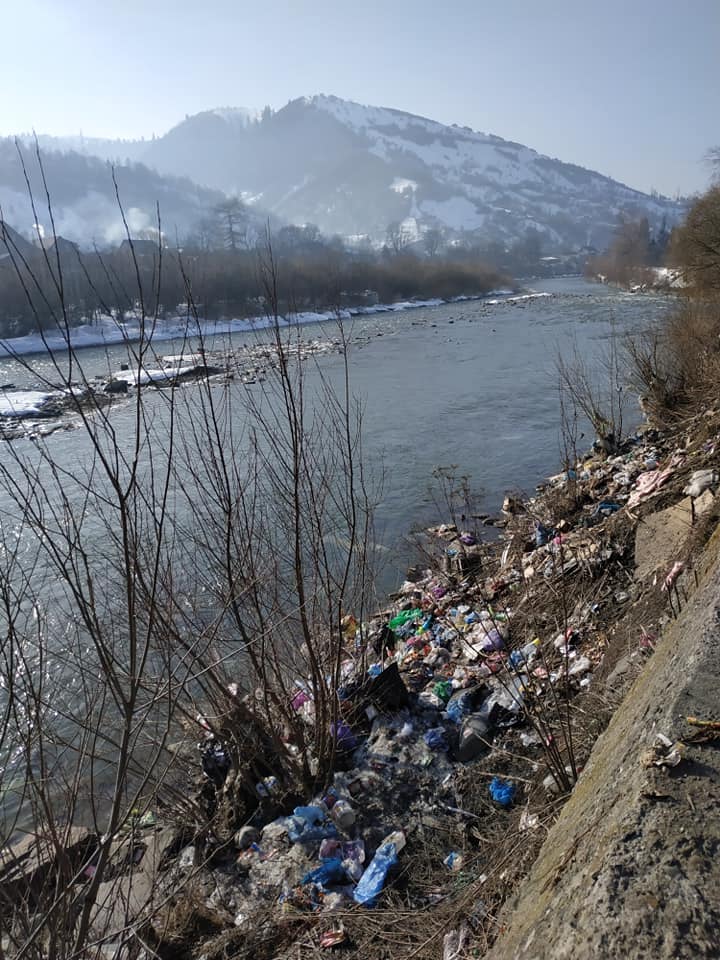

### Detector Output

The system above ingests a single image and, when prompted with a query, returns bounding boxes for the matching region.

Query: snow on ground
[0,291,548,359]
[0,390,53,417]
[420,196,482,230]
[112,363,198,386]
[650,267,686,288]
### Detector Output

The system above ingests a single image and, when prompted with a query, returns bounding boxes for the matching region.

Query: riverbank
[6,400,716,958]
[0,289,553,360]
[151,406,720,959]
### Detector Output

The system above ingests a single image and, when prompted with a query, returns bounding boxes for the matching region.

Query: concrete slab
[634,497,694,581]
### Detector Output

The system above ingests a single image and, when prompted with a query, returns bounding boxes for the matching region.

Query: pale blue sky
[2,0,718,196]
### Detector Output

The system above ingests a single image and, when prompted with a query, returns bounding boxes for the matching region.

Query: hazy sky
[2,0,718,196]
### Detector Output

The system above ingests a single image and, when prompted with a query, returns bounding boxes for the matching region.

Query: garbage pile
[158,418,719,951]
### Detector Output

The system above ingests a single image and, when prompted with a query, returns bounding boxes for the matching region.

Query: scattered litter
[320,927,348,949]
[353,832,404,906]
[444,851,464,872]
[519,809,541,831]
[646,733,687,768]
[683,469,718,498]
[443,924,470,960]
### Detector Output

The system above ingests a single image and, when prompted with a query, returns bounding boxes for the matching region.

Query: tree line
[0,217,508,339]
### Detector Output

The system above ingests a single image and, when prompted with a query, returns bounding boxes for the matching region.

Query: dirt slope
[487,524,720,960]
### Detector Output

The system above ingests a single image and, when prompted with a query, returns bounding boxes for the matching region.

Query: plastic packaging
[424,727,448,750]
[286,806,338,843]
[330,721,357,752]
[353,840,400,906]
[444,851,464,872]
[388,609,422,630]
[446,697,466,724]
[489,777,516,807]
[510,638,540,667]
[534,521,552,547]
[480,628,505,652]
[302,858,347,887]
[684,469,718,498]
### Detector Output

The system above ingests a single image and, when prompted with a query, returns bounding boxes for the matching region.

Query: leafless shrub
[0,149,379,957]
[556,320,627,454]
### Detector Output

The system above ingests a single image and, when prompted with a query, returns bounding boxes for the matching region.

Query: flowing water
[0,277,673,581]
[0,277,675,827]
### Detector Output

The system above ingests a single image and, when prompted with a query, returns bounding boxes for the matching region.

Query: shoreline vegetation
[0,184,718,958]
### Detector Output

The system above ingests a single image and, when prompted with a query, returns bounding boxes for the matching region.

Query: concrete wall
[488,523,720,960]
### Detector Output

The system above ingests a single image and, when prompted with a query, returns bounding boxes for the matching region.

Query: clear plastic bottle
[520,638,541,661]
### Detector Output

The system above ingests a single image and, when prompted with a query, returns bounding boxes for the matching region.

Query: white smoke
[0,187,165,249]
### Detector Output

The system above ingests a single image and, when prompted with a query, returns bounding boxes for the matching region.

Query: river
[0,277,673,584]
[0,277,675,831]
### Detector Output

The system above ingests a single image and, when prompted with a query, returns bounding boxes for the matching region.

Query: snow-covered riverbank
[0,291,550,359]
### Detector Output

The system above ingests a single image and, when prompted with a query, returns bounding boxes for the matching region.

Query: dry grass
[627,298,720,420]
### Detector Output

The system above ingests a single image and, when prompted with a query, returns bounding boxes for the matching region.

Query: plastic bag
[388,609,422,630]
[423,727,448,750]
[352,841,399,906]
[489,777,516,807]
[302,857,347,887]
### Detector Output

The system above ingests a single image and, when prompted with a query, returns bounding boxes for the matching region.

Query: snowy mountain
[129,95,684,250]
[15,96,685,251]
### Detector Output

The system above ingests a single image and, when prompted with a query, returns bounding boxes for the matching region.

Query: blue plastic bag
[489,777,516,807]
[423,727,448,750]
[446,698,466,724]
[302,857,347,887]
[286,805,338,843]
[353,841,398,906]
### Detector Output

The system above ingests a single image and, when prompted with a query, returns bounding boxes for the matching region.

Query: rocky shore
[0,335,344,440]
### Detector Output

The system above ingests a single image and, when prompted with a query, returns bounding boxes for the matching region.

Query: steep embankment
[488,511,720,958]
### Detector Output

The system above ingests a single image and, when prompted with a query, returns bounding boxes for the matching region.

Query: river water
[0,277,673,587]
[0,276,676,829]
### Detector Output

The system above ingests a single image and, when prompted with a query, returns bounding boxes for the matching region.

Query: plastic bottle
[520,638,541,661]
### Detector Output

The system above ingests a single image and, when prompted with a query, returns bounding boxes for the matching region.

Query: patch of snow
[390,178,418,194]
[113,363,199,386]
[0,390,53,417]
[420,196,482,230]
[0,290,550,360]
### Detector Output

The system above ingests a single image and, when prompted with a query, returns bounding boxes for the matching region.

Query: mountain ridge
[12,95,686,251]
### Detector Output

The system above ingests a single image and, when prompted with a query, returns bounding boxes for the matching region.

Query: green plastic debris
[388,608,422,630]
[433,680,453,704]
